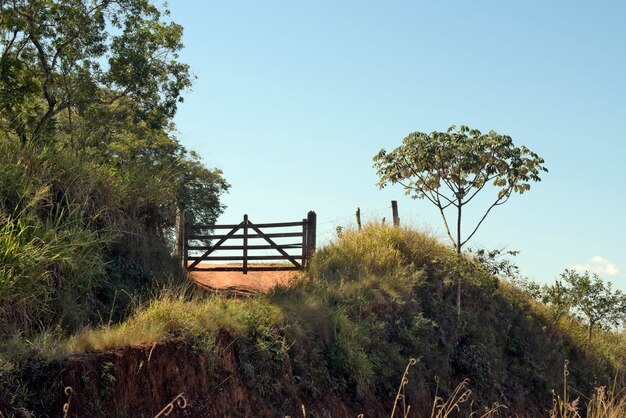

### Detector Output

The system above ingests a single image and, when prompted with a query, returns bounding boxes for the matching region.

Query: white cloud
[572,256,619,276]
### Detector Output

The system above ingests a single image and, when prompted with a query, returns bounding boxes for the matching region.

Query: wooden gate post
[176,208,185,266]
[391,200,399,227]
[183,220,189,270]
[302,217,308,267]
[243,214,249,275]
[356,207,362,230]
[306,211,317,261]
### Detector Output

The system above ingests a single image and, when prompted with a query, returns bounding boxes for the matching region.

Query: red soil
[60,334,388,417]
[188,263,302,295]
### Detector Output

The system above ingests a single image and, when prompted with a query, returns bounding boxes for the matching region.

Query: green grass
[0,190,106,332]
[2,223,626,416]
[66,290,269,352]
[60,225,626,400]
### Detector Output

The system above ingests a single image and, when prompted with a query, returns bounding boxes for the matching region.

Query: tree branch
[396,179,437,206]
[29,30,60,140]
[461,176,491,206]
[460,185,514,247]
[435,194,457,248]
[1,29,18,62]
[400,154,457,206]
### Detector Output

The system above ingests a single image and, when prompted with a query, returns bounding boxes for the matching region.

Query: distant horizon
[168,1,626,288]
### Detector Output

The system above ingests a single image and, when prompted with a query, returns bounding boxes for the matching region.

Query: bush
[0,131,227,337]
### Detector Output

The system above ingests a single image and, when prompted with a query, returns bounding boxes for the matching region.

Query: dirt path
[188,263,302,295]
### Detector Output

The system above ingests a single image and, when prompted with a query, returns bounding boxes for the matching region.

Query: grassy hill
[1,224,625,417]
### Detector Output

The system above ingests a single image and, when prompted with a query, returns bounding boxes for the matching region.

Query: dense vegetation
[1,1,625,417]
[1,225,624,416]
[0,0,228,338]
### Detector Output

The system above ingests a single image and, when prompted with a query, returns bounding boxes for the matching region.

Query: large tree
[0,1,228,331]
[0,0,228,227]
[0,0,191,144]
[373,125,547,314]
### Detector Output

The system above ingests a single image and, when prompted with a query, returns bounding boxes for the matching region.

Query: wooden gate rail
[183,211,316,274]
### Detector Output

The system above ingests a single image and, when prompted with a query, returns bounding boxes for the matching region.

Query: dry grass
[550,361,626,418]
[66,293,273,352]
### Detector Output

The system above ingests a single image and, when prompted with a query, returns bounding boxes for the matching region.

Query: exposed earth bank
[57,335,397,417]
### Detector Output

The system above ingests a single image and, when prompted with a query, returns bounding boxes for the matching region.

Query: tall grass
[549,361,626,418]
[0,134,190,337]
[0,193,105,331]
[309,223,451,282]
[61,225,624,412]
[0,139,114,333]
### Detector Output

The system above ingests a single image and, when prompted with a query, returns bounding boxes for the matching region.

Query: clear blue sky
[168,1,626,287]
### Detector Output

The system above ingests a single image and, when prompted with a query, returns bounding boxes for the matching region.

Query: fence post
[356,207,362,230]
[175,208,186,268]
[391,200,399,227]
[306,211,317,261]
[183,220,189,271]
[302,218,308,268]
[243,214,248,275]
[176,208,185,266]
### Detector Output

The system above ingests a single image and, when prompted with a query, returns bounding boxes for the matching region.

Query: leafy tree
[0,0,229,331]
[560,269,626,344]
[373,125,547,314]
[541,279,573,322]
[54,99,229,228]
[0,0,191,144]
[0,0,227,228]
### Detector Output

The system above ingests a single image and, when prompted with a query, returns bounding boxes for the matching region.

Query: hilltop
[1,225,624,417]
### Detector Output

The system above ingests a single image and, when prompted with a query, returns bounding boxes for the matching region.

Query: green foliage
[0,0,228,338]
[58,99,230,226]
[373,125,548,314]
[2,224,624,416]
[373,125,547,252]
[0,1,232,414]
[545,270,626,343]
[0,140,110,332]
[0,0,192,143]
[468,248,521,279]
[0,128,228,335]
[542,279,573,322]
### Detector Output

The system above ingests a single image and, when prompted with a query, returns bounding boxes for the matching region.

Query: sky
[167,1,626,287]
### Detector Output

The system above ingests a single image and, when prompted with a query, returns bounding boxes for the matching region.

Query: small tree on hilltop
[560,269,626,344]
[373,125,547,315]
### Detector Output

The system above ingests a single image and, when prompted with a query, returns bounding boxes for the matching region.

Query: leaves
[543,270,626,342]
[0,0,192,142]
[373,125,548,251]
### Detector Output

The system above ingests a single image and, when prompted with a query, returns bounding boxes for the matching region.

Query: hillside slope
[1,225,623,417]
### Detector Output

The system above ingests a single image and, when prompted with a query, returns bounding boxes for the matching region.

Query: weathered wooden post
[391,200,400,227]
[243,214,249,275]
[183,220,189,271]
[301,217,308,267]
[356,207,362,230]
[306,211,317,262]
[175,208,186,267]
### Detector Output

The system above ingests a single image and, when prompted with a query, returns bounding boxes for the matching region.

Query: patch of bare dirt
[188,263,302,295]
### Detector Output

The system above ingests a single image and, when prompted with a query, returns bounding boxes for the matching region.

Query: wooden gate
[182,211,316,274]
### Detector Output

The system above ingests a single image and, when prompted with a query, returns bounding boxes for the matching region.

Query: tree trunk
[456,201,462,316]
